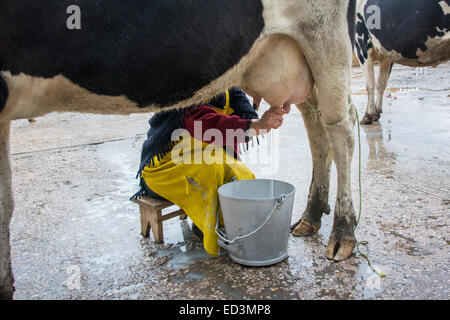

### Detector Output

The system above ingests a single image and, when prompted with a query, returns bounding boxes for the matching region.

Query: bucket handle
[215,194,287,248]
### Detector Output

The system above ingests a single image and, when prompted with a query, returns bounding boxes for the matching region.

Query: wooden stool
[133,196,188,243]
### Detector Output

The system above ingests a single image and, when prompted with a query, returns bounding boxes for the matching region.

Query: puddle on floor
[158,245,212,271]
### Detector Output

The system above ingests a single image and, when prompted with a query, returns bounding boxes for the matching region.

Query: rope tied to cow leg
[301,108,321,115]
[301,96,354,126]
[352,101,386,278]
[300,99,322,116]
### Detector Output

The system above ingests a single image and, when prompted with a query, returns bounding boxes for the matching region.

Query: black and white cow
[0,0,358,299]
[355,0,450,124]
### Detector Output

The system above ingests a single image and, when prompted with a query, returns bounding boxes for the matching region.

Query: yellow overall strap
[209,90,232,115]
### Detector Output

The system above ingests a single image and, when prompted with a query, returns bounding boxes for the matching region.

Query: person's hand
[249,107,284,136]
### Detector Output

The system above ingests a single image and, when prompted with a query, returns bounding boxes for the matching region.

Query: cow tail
[0,68,7,114]
[347,0,357,51]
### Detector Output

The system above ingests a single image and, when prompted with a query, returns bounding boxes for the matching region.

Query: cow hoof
[372,113,381,122]
[326,231,356,262]
[0,286,14,300]
[291,218,320,237]
[360,114,374,125]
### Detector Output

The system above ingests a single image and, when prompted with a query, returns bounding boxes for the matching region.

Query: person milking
[133,87,286,256]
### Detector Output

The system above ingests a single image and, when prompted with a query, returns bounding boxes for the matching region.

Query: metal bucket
[216,179,295,267]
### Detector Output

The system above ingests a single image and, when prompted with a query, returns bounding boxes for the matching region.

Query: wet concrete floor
[8,63,450,300]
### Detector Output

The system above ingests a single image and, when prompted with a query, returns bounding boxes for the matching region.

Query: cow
[0,0,358,299]
[355,0,450,125]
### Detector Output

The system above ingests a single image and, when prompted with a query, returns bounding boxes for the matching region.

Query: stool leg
[179,210,188,221]
[140,206,151,238]
[149,208,164,244]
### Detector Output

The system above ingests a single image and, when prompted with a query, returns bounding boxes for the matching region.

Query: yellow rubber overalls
[141,90,255,256]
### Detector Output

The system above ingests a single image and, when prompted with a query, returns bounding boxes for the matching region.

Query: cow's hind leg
[374,59,394,119]
[323,104,358,261]
[0,122,14,299]
[304,45,357,261]
[291,90,331,236]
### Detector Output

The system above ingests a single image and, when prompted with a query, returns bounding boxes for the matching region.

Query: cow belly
[0,72,155,122]
[400,37,449,67]
[376,37,450,67]
[239,35,314,107]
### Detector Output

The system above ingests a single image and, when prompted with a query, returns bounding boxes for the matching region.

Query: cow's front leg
[291,93,331,236]
[374,59,393,118]
[0,122,14,300]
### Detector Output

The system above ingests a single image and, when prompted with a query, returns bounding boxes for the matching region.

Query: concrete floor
[8,63,450,300]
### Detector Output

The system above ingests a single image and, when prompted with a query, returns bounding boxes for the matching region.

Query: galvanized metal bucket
[216,179,295,267]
